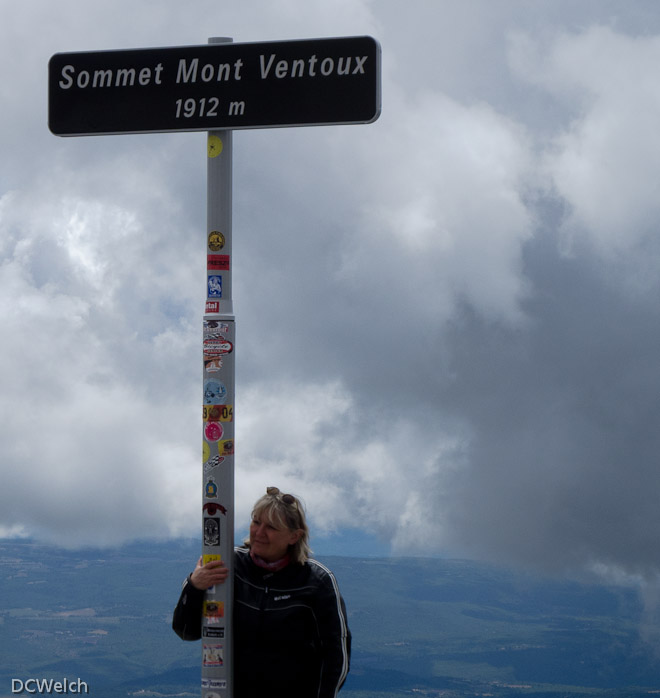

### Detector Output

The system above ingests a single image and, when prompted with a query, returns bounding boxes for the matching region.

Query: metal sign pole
[201,36,234,698]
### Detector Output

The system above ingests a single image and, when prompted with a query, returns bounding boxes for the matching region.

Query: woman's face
[249,512,300,562]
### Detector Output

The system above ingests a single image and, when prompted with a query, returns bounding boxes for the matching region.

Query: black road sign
[49,36,381,136]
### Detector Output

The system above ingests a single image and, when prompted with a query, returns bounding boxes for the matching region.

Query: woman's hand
[190,556,229,590]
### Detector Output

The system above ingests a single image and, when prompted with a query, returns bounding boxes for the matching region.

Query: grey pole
[201,35,234,698]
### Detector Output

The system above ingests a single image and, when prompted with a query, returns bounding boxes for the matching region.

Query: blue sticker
[204,380,228,404]
[208,275,223,297]
[205,477,218,499]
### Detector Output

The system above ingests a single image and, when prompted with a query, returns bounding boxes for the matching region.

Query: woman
[172,487,351,697]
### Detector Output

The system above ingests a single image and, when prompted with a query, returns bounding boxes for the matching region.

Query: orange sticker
[203,599,224,618]
[203,405,234,422]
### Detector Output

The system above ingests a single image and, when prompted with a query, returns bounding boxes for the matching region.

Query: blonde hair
[244,487,311,564]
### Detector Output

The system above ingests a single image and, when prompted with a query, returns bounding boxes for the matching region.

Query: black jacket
[172,547,351,698]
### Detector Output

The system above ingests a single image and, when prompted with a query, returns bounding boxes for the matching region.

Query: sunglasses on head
[266,486,296,505]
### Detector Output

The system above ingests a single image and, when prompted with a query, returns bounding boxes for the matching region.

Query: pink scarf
[250,550,291,572]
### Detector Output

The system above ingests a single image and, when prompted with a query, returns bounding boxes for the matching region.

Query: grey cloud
[434,208,660,577]
[3,0,660,590]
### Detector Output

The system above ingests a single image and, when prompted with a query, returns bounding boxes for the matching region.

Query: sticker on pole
[204,380,228,404]
[204,337,233,358]
[204,421,224,442]
[207,275,223,298]
[203,404,233,422]
[203,645,224,667]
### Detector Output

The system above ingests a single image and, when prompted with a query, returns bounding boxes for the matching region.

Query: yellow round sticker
[208,231,225,251]
[208,135,223,158]
[203,441,211,463]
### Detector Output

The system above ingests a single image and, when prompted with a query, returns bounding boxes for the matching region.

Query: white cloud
[351,87,534,324]
[0,172,201,547]
[235,378,461,555]
[511,26,660,257]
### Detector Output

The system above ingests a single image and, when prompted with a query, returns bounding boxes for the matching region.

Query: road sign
[48,36,381,136]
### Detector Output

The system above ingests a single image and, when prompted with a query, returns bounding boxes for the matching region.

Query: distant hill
[1,539,659,697]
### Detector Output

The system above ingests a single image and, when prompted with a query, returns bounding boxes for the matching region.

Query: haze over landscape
[3,540,659,697]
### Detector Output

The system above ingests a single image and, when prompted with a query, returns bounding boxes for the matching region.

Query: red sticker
[207,255,230,271]
[204,422,224,442]
[204,337,233,358]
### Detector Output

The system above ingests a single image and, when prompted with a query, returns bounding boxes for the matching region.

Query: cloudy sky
[3,0,660,584]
